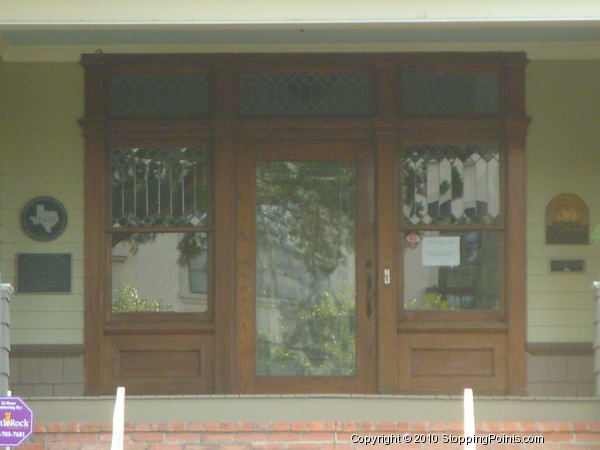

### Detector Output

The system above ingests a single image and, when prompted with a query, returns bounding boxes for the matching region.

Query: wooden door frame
[233,138,378,394]
[81,52,529,395]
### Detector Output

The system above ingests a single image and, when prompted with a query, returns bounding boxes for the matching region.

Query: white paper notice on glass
[422,236,461,267]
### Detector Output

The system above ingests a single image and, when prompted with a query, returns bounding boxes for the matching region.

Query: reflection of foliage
[176,232,207,266]
[112,231,206,267]
[256,162,356,376]
[112,232,157,254]
[257,162,355,278]
[406,291,453,310]
[592,224,600,244]
[257,290,355,375]
[112,280,173,312]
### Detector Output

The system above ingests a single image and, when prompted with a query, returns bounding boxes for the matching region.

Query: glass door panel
[255,161,356,376]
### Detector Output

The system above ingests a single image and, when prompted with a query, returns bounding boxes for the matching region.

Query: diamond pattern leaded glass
[402,72,498,115]
[111,147,209,228]
[240,72,371,117]
[110,73,209,118]
[403,144,500,225]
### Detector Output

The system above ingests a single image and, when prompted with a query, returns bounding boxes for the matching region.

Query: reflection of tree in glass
[256,162,356,375]
[257,290,355,375]
[112,280,173,312]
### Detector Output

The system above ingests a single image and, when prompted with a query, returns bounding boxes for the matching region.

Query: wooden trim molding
[527,342,594,356]
[11,344,85,358]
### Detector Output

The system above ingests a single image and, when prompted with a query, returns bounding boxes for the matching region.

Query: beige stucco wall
[0,58,598,347]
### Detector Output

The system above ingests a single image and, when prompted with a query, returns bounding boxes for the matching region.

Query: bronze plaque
[17,254,71,293]
[545,193,589,245]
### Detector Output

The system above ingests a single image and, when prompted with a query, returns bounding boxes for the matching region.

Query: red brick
[46,422,66,433]
[33,424,47,433]
[64,432,97,442]
[543,432,575,442]
[218,445,251,450]
[232,432,269,442]
[238,422,255,432]
[28,433,64,443]
[81,423,101,432]
[168,422,187,432]
[302,431,336,442]
[248,444,286,450]
[307,422,325,431]
[267,432,301,442]
[272,422,289,431]
[65,423,82,433]
[378,422,397,431]
[448,421,463,432]
[286,445,320,450]
[590,423,600,432]
[575,432,600,442]
[501,422,521,432]
[166,432,201,443]
[149,444,183,450]
[253,423,273,432]
[290,422,308,432]
[341,422,359,432]
[183,445,218,450]
[553,422,573,432]
[572,423,589,432]
[221,422,241,432]
[321,444,353,450]
[130,432,165,442]
[412,422,428,432]
[186,423,206,432]
[202,422,221,432]
[429,421,447,432]
[46,443,82,450]
[123,444,150,450]
[199,432,235,442]
[536,422,555,432]
[359,422,377,431]
[17,445,46,450]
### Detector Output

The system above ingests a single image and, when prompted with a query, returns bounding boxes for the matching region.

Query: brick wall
[21,421,600,449]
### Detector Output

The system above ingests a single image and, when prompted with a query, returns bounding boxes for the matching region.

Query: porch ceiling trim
[0,21,599,62]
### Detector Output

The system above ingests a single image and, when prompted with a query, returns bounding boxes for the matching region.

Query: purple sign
[0,397,34,447]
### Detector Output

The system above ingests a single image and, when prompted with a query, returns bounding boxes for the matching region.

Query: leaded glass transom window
[402,72,498,115]
[111,147,209,228]
[110,73,209,118]
[403,144,500,225]
[240,72,371,117]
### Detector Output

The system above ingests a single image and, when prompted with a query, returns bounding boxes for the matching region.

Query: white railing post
[111,387,126,450]
[463,388,476,449]
[594,281,600,397]
[0,276,13,397]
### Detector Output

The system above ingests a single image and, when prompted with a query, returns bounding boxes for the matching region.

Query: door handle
[366,274,373,319]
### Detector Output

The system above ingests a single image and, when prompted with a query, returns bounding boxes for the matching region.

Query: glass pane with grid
[403,144,500,225]
[111,147,209,228]
[402,72,498,115]
[110,73,209,118]
[240,72,371,117]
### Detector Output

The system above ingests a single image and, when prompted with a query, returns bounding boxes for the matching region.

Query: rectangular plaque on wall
[17,254,71,293]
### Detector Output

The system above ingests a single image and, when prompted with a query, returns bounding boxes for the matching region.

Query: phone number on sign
[351,433,545,445]
[0,431,27,438]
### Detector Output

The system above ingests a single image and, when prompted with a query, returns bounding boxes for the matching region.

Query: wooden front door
[235,140,377,393]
